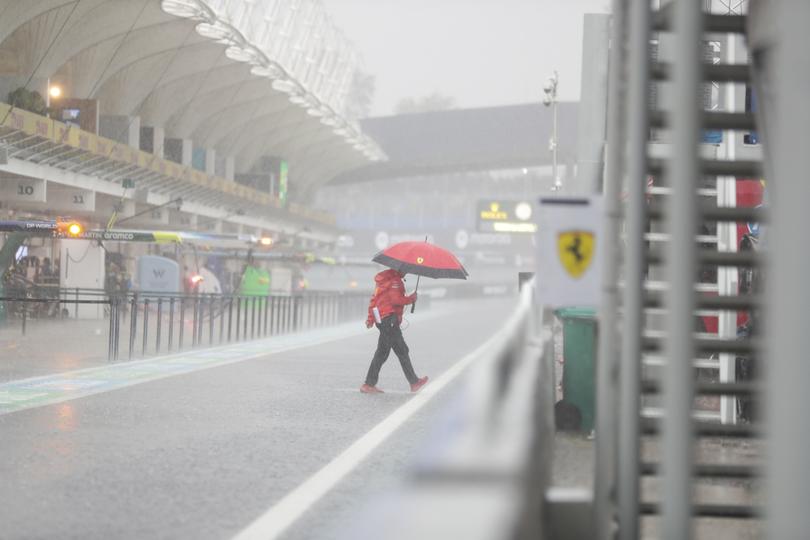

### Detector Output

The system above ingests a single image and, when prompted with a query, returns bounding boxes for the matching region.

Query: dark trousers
[365,315,418,386]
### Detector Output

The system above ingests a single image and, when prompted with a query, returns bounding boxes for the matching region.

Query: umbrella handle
[410,274,421,313]
[411,236,427,314]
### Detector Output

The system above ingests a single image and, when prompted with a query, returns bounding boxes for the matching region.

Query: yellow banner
[0,102,333,226]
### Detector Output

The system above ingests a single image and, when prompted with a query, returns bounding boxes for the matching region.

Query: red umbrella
[372,241,469,279]
[373,240,468,313]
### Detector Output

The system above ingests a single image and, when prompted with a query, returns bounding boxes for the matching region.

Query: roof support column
[165,137,193,167]
[225,156,235,181]
[140,126,165,157]
[205,148,216,176]
[100,115,141,149]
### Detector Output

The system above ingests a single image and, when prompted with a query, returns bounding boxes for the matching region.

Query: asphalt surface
[0,297,515,540]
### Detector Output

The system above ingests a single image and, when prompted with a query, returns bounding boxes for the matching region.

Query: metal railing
[595,2,771,539]
[0,288,371,362]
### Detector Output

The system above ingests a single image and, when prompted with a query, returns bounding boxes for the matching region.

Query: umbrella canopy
[372,241,468,279]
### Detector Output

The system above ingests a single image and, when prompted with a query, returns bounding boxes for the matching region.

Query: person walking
[360,269,429,394]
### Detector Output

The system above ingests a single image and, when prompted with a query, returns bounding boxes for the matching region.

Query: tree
[7,87,47,116]
[395,92,456,115]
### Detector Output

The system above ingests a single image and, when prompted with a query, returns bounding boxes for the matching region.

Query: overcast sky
[325,0,611,117]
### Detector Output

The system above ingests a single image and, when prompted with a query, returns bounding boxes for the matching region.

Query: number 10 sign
[0,176,47,203]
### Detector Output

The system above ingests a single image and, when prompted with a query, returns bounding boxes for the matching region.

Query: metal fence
[595,2,770,539]
[0,288,370,362]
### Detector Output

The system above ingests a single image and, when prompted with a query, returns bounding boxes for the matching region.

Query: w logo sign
[153,269,166,279]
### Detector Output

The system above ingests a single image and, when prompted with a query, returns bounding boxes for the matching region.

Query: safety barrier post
[168,297,175,352]
[256,297,262,337]
[108,296,115,361]
[220,295,226,344]
[278,296,284,334]
[242,297,249,340]
[142,298,150,357]
[155,297,163,355]
[208,294,214,345]
[197,296,205,346]
[281,297,287,333]
[233,297,241,341]
[228,297,234,342]
[178,297,185,350]
[616,0,649,537]
[293,295,300,332]
[128,294,138,360]
[661,1,703,537]
[251,296,257,339]
[272,296,279,335]
[288,297,293,332]
[263,296,270,336]
[191,296,199,348]
[114,296,121,361]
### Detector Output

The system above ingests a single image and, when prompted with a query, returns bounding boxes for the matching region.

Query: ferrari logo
[416,257,424,264]
[557,230,595,278]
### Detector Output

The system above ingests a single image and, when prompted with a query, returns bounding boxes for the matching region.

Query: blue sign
[702,130,723,144]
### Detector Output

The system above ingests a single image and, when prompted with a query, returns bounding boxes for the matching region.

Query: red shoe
[360,384,384,394]
[410,376,429,393]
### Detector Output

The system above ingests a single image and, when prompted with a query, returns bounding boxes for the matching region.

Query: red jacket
[366,269,416,325]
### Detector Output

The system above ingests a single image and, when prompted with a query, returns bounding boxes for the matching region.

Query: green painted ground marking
[0,307,453,415]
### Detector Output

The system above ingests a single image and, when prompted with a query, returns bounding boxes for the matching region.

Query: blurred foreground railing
[0,288,372,362]
[354,280,568,540]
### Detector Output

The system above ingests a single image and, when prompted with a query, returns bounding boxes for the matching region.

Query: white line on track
[231,334,496,540]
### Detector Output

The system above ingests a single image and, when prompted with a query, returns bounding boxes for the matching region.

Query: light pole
[543,70,560,191]
[45,78,62,116]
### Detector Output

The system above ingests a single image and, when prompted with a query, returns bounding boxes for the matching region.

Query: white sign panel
[270,267,293,295]
[169,209,197,228]
[535,196,603,308]
[48,188,96,212]
[137,256,180,293]
[0,176,47,203]
[129,206,169,226]
[60,240,105,319]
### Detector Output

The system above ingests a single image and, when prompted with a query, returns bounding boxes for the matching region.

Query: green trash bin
[555,307,598,433]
